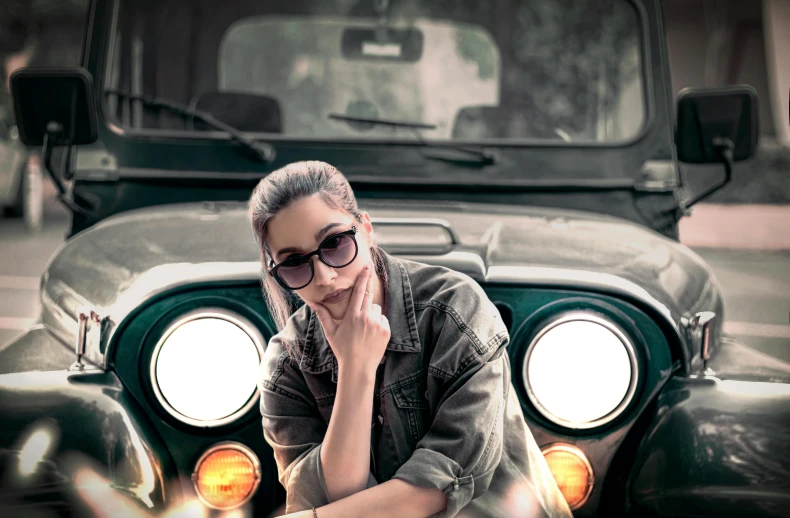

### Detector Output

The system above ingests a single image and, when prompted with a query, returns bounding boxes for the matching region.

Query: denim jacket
[259,251,573,518]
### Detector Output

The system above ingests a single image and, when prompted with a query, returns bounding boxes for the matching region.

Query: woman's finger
[349,266,370,314]
[371,303,382,318]
[362,265,375,309]
[309,302,337,335]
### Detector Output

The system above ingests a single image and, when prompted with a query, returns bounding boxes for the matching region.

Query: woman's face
[265,194,378,322]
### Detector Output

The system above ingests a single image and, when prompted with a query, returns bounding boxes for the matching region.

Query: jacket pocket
[392,380,428,444]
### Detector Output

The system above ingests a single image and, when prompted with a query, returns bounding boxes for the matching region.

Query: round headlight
[151,309,265,427]
[523,312,638,429]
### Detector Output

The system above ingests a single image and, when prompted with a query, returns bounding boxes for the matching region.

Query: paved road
[0,191,69,348]
[1,199,789,365]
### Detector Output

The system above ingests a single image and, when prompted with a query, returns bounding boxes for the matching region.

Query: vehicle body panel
[0,369,175,515]
[626,375,790,518]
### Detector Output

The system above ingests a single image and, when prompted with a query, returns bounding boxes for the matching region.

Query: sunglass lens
[277,261,312,289]
[321,233,357,267]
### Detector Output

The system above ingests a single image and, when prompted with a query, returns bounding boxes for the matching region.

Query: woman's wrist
[337,360,377,386]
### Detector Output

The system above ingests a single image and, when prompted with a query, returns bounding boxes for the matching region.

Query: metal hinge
[69,305,106,371]
[684,311,717,374]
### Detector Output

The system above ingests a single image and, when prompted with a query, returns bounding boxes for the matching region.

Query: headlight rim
[191,441,262,510]
[523,310,639,430]
[149,307,266,428]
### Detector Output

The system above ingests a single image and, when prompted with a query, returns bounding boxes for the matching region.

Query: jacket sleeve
[259,332,378,513]
[392,302,510,518]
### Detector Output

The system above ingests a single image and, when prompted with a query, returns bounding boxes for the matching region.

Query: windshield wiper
[328,113,437,130]
[105,89,276,163]
[328,113,496,166]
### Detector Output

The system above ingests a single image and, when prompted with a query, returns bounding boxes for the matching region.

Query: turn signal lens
[541,444,593,510]
[193,443,260,510]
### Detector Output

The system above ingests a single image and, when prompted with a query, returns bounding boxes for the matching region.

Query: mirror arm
[681,137,735,210]
[41,124,68,197]
[41,122,92,216]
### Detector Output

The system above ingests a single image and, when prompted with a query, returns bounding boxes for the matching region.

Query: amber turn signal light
[192,442,261,510]
[541,444,594,510]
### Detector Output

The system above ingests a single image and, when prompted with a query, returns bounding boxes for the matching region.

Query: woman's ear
[359,211,374,234]
[359,211,377,247]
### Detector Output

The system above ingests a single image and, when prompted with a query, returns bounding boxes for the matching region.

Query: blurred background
[1,0,788,361]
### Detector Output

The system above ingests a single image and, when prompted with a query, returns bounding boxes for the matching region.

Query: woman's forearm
[318,478,446,518]
[320,366,376,501]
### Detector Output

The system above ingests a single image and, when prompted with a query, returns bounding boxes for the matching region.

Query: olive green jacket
[259,251,573,517]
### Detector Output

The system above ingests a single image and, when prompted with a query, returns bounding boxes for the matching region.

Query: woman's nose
[312,257,336,286]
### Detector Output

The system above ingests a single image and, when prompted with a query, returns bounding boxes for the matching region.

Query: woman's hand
[308,265,390,378]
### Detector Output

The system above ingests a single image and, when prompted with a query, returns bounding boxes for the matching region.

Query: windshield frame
[96,0,656,151]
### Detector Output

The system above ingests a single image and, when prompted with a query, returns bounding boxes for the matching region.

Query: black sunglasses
[268,226,359,290]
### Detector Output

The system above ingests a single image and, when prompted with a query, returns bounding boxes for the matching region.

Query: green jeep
[1,0,788,517]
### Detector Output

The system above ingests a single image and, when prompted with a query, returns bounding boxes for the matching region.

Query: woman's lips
[322,288,350,304]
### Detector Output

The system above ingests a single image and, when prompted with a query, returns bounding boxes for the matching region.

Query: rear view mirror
[675,85,758,164]
[341,27,423,62]
[10,67,98,146]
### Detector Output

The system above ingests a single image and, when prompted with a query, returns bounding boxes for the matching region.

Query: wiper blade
[328,113,437,130]
[105,89,276,163]
[417,144,497,166]
[328,113,496,166]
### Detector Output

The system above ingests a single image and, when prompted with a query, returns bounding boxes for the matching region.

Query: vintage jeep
[1,0,789,516]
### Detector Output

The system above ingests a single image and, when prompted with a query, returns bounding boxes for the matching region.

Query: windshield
[106,0,645,144]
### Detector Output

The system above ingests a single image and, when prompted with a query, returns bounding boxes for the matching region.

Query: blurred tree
[0,0,87,86]
[505,0,639,139]
[408,0,641,140]
[0,2,32,55]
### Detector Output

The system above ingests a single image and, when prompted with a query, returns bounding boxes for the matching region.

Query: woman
[250,161,572,518]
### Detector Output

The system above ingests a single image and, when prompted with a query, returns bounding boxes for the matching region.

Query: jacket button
[453,480,459,491]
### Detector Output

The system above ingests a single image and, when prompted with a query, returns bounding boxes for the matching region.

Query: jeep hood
[40,199,722,371]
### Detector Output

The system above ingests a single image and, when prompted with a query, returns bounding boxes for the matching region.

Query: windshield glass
[106,0,645,143]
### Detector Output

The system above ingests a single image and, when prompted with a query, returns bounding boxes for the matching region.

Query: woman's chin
[327,299,351,322]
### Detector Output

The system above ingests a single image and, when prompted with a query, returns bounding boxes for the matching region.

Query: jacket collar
[299,251,422,380]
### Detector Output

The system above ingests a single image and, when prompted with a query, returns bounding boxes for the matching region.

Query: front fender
[0,369,178,515]
[625,374,790,518]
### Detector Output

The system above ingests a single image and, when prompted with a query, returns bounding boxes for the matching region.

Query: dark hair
[249,160,388,332]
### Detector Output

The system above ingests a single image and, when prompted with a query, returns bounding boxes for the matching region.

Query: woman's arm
[320,365,376,501]
[281,342,510,518]
[260,335,380,512]
[309,266,391,502]
[286,479,447,518]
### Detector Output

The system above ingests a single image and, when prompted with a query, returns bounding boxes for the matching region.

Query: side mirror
[9,68,99,216]
[675,85,758,164]
[10,67,98,147]
[674,85,758,210]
